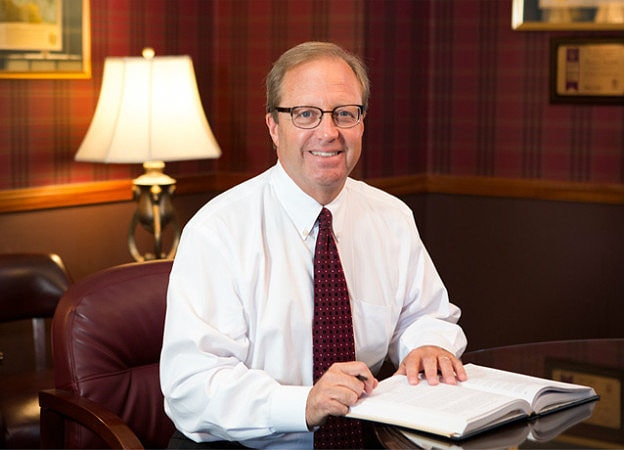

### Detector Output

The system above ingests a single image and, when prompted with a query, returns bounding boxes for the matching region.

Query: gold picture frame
[513,0,624,30]
[0,0,91,79]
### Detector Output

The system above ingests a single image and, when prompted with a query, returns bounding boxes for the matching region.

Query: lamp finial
[142,47,155,59]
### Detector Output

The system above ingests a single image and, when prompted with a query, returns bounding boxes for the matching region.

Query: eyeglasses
[273,105,363,129]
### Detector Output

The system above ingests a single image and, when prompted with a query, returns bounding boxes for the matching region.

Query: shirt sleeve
[160,220,311,442]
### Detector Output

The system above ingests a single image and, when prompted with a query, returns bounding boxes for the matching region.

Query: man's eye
[296,109,317,119]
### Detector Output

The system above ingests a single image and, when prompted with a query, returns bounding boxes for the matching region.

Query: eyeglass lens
[291,106,361,129]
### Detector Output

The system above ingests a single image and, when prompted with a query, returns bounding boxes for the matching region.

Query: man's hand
[395,345,467,386]
[305,361,377,429]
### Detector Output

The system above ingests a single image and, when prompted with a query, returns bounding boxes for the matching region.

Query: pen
[355,374,368,382]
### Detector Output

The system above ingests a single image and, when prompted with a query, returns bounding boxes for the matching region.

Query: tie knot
[318,207,332,231]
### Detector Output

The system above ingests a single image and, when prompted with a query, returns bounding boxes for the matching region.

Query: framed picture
[0,0,91,79]
[550,37,624,104]
[513,0,624,30]
[546,358,624,446]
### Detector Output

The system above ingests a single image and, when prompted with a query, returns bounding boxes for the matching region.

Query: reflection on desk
[376,339,624,449]
[378,401,595,449]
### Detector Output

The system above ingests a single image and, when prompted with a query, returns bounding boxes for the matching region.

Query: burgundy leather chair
[39,260,175,449]
[0,253,72,449]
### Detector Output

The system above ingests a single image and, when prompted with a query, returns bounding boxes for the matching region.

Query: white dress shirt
[160,162,467,448]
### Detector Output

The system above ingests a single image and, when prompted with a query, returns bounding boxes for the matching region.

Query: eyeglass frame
[271,104,364,129]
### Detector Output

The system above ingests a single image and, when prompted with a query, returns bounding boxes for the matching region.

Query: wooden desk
[376,339,624,449]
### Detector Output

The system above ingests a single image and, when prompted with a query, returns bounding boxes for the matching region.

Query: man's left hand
[395,345,467,386]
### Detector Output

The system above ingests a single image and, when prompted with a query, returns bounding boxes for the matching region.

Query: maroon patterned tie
[313,207,364,449]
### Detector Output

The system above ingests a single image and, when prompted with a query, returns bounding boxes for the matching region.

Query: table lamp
[75,48,221,261]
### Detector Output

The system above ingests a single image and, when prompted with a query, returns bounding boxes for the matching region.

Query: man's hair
[265,41,370,121]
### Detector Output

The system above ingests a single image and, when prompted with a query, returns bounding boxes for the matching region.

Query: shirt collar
[271,162,348,241]
[323,189,347,242]
[271,162,322,240]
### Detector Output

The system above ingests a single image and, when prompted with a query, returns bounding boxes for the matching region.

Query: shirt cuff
[398,318,467,361]
[269,384,312,433]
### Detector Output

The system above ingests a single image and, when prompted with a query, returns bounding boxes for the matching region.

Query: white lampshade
[75,52,221,163]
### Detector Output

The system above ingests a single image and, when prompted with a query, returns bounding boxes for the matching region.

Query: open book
[346,363,599,440]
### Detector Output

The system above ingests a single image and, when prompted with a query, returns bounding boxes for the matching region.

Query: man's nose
[317,112,339,138]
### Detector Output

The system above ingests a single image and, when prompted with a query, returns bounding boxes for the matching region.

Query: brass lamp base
[128,161,181,262]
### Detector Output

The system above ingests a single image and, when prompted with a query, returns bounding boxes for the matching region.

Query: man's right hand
[305,361,377,428]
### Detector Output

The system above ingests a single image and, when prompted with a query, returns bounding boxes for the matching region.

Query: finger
[356,368,380,393]
[422,356,440,385]
[438,355,458,385]
[319,364,373,402]
[355,373,376,395]
[308,378,359,423]
[316,395,352,418]
[331,385,361,409]
[346,373,378,399]
[454,359,468,382]
[403,359,421,385]
[335,362,378,394]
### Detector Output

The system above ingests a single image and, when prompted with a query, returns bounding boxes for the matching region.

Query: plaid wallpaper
[422,1,624,183]
[0,0,622,190]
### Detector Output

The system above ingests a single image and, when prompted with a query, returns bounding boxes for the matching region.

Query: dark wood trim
[1,172,623,214]
[367,174,624,205]
[0,172,252,213]
[0,179,133,213]
[420,174,624,204]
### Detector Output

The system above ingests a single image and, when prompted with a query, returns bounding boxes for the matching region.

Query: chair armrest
[39,388,144,449]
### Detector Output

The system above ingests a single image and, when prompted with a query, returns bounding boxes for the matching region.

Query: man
[160,41,467,449]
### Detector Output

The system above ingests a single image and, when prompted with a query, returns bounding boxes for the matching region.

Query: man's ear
[266,113,279,148]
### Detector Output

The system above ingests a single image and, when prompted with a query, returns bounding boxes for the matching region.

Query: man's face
[266,57,364,205]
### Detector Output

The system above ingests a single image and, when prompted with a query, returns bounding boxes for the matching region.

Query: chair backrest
[0,253,71,448]
[0,253,71,322]
[51,260,175,449]
[0,253,72,372]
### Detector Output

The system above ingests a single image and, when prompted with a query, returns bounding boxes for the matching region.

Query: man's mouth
[310,151,340,157]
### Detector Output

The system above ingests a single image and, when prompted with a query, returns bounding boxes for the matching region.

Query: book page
[462,364,596,412]
[347,375,531,437]
[461,364,549,403]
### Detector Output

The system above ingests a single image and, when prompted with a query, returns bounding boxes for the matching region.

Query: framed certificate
[550,37,624,104]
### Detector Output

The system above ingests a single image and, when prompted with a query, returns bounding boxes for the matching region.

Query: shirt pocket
[351,298,396,371]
